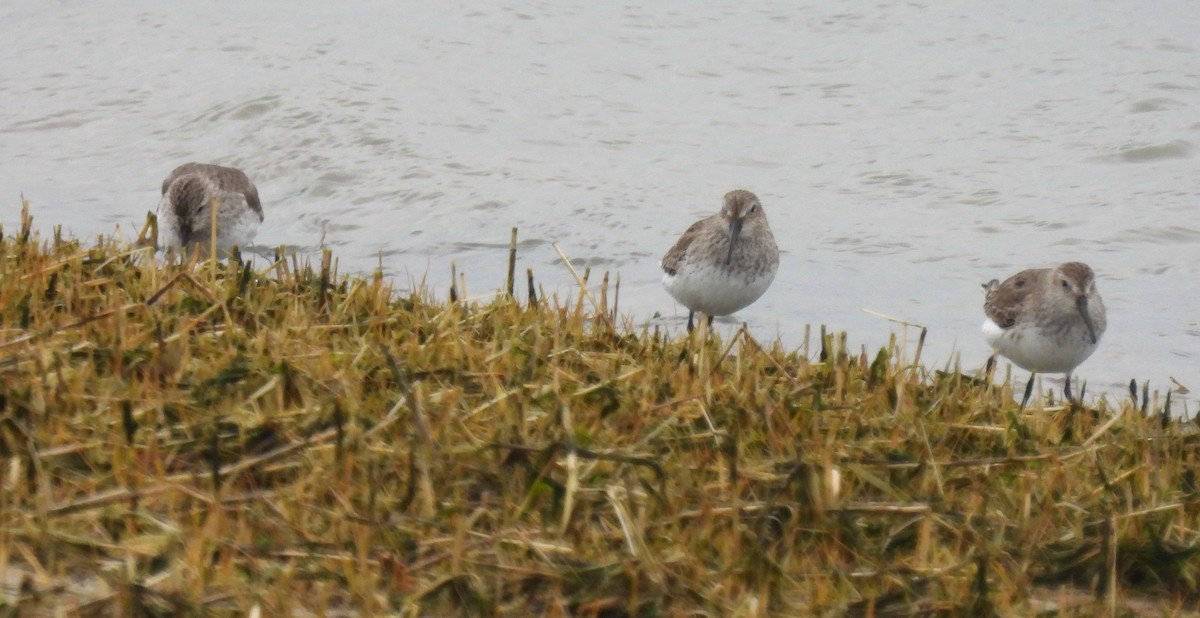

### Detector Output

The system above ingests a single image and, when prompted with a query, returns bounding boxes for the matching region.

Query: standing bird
[661,189,779,333]
[982,261,1107,408]
[157,162,263,255]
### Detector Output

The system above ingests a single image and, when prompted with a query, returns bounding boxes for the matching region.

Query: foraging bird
[982,261,1107,408]
[661,189,779,333]
[157,162,263,255]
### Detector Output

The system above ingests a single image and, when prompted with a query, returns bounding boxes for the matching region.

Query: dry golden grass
[1,202,1198,616]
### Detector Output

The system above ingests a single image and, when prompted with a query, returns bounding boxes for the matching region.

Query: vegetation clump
[0,204,1197,616]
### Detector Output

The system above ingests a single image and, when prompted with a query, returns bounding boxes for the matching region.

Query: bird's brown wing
[661,218,710,275]
[162,162,203,195]
[983,268,1043,328]
[162,163,263,220]
[205,165,262,219]
[241,182,264,221]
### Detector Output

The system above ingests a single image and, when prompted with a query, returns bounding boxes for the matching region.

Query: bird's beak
[1075,295,1097,344]
[726,217,743,265]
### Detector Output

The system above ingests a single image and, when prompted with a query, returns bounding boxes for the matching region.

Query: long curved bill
[1075,295,1098,344]
[726,217,743,265]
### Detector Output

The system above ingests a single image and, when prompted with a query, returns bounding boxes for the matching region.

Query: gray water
[2,1,1197,407]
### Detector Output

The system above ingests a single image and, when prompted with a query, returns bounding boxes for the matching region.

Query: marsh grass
[1,202,1199,616]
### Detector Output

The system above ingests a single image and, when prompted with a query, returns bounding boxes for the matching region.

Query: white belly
[663,260,777,317]
[982,318,1099,374]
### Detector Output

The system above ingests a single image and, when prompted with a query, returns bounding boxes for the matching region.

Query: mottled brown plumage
[982,269,1034,328]
[660,189,779,332]
[981,261,1106,407]
[157,162,264,254]
[983,262,1096,330]
[661,189,773,277]
[660,218,705,277]
[161,162,262,220]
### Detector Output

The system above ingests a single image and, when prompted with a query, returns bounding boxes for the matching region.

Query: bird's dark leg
[1064,374,1074,404]
[1020,372,1036,410]
[706,314,714,329]
[686,311,695,334]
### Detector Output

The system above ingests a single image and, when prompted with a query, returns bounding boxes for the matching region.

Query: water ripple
[1097,140,1193,163]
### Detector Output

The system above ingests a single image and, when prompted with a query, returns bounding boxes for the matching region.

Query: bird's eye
[1060,280,1070,290]
[750,204,758,213]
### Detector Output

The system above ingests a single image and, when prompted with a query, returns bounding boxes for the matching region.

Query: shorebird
[661,189,779,333]
[157,162,263,256]
[982,261,1107,408]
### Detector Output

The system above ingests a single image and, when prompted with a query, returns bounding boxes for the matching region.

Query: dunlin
[982,261,1107,407]
[157,162,263,255]
[661,189,779,332]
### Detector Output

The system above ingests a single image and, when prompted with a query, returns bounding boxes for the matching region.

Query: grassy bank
[1,204,1197,616]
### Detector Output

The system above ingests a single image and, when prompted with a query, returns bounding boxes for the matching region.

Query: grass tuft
[0,207,1198,615]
